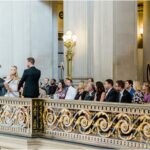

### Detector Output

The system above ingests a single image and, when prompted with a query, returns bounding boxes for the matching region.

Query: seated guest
[83,82,88,92]
[142,82,150,103]
[125,80,135,98]
[84,83,95,101]
[55,80,66,99]
[115,80,132,103]
[94,81,105,102]
[75,82,87,100]
[41,78,50,95]
[65,78,77,100]
[39,88,47,98]
[132,81,144,104]
[49,79,57,95]
[104,79,118,102]
[87,78,94,84]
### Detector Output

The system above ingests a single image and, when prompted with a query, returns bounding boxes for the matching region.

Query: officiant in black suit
[18,57,41,98]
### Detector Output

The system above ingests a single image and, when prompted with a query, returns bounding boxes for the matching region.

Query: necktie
[119,92,122,102]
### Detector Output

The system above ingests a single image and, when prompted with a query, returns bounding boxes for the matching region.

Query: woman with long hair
[54,80,66,99]
[143,82,150,103]
[94,81,105,102]
[4,66,20,97]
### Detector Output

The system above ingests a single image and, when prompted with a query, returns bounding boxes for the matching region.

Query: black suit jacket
[120,90,132,103]
[105,88,119,102]
[49,84,57,95]
[42,84,50,95]
[18,67,41,98]
[0,78,6,96]
[0,78,4,89]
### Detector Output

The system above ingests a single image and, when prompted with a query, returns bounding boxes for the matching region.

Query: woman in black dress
[94,81,105,102]
[55,80,66,99]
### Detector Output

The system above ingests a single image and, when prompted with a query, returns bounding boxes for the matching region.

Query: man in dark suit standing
[115,80,132,103]
[18,57,41,98]
[104,79,119,102]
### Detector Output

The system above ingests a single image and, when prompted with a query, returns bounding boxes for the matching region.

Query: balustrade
[0,97,150,149]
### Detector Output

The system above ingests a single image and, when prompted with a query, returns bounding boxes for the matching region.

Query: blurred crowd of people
[0,57,150,104]
[41,77,150,104]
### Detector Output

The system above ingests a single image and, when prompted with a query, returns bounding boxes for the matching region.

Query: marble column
[64,1,89,80]
[143,1,150,81]
[94,1,137,81]
[52,2,58,80]
[93,1,137,81]
[113,1,137,81]
[0,1,14,77]
[93,1,113,81]
[64,0,138,82]
[137,3,144,83]
[0,0,55,79]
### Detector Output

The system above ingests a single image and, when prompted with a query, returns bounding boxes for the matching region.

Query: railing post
[32,99,44,136]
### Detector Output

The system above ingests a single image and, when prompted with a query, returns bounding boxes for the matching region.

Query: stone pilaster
[143,1,150,81]
[64,0,137,82]
[64,1,90,80]
[0,0,55,79]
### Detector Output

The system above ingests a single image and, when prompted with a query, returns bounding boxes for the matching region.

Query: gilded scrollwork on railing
[43,101,150,146]
[0,98,150,148]
[0,97,33,136]
[0,105,29,128]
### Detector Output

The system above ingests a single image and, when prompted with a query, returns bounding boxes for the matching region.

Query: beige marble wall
[137,3,144,82]
[93,1,113,81]
[0,1,56,79]
[64,1,89,79]
[143,1,150,81]
[64,0,137,82]
[113,1,137,81]
[0,1,138,81]
[137,48,144,82]
[52,2,59,80]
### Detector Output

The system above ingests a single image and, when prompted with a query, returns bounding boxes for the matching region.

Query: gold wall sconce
[63,31,77,79]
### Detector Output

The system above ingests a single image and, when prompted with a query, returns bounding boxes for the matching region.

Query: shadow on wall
[40,0,51,6]
[147,64,150,82]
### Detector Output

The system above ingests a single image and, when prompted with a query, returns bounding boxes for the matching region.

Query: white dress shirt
[65,86,77,100]
[106,88,113,96]
[119,89,125,102]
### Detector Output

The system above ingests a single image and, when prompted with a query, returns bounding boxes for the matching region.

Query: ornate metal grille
[0,98,150,149]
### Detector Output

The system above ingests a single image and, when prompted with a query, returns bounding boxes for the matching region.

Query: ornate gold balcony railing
[0,97,150,149]
[0,97,43,136]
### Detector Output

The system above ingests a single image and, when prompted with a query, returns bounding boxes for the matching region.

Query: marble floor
[0,135,107,150]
